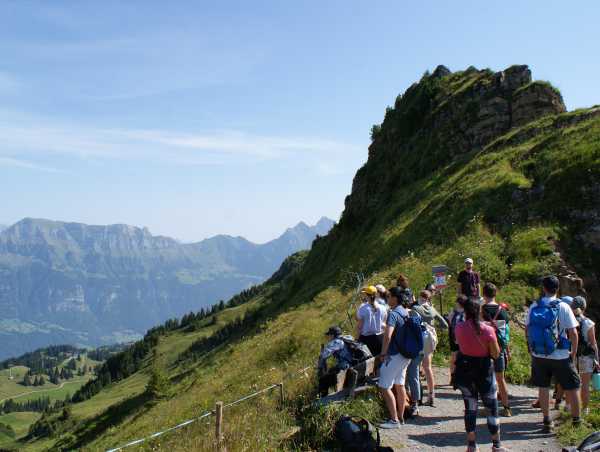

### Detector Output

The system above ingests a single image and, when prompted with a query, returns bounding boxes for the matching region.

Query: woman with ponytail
[454,296,507,452]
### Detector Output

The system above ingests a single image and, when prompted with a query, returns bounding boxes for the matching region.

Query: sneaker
[531,399,540,408]
[466,446,480,452]
[501,406,512,417]
[492,446,510,451]
[542,420,554,433]
[553,401,561,410]
[379,419,402,429]
[572,418,582,428]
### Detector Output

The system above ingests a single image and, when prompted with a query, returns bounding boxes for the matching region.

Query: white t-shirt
[357,301,387,336]
[526,296,579,360]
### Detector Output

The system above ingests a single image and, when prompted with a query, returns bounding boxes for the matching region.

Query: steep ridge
[0,217,334,359]
[12,65,600,451]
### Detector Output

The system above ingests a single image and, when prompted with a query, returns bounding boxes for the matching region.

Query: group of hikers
[317,258,599,452]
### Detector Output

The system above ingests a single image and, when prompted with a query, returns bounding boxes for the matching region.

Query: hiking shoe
[531,399,540,408]
[542,420,554,433]
[572,418,582,428]
[501,406,512,417]
[492,446,510,451]
[466,446,480,452]
[378,419,402,429]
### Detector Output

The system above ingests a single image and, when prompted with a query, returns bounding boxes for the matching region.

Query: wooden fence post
[278,382,284,405]
[215,401,224,450]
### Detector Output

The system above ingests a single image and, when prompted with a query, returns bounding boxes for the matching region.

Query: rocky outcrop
[512,81,566,128]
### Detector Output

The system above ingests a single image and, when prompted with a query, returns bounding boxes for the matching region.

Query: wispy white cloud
[0,156,63,173]
[0,114,359,170]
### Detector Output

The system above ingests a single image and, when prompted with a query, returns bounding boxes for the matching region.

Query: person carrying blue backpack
[526,275,581,432]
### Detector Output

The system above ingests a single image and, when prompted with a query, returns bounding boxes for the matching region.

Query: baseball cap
[571,296,587,311]
[542,275,560,292]
[361,286,378,296]
[375,284,386,293]
[325,326,342,337]
[560,296,574,306]
[465,257,474,264]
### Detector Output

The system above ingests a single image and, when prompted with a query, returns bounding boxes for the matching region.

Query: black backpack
[334,416,380,452]
[341,336,373,365]
[562,431,600,451]
[576,317,596,357]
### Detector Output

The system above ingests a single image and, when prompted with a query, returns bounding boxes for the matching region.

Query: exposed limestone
[512,82,566,128]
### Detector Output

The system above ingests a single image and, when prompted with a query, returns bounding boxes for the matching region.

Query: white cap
[465,257,474,264]
[375,284,386,293]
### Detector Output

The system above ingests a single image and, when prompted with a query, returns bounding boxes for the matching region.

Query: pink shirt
[455,320,497,357]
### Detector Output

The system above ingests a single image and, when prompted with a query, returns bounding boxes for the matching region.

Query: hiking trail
[379,366,560,451]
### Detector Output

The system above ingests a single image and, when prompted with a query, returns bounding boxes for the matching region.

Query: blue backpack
[527,299,569,355]
[395,314,424,359]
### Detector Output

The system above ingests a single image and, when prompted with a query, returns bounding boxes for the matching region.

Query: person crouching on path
[570,296,599,415]
[356,285,387,357]
[317,326,353,397]
[481,283,512,417]
[412,289,448,406]
[378,286,412,428]
[454,296,507,452]
[526,275,581,432]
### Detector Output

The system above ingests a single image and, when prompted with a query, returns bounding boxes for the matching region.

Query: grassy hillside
[14,65,600,451]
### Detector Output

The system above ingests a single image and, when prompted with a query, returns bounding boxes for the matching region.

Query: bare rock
[512,82,566,128]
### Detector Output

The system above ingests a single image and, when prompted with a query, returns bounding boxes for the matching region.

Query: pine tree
[23,374,33,386]
[145,366,169,399]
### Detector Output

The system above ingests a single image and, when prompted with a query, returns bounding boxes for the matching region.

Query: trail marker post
[215,401,224,450]
[432,265,449,313]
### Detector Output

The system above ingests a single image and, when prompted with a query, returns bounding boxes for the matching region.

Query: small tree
[146,366,169,399]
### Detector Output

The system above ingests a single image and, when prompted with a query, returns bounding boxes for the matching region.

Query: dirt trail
[379,367,561,451]
[0,378,87,404]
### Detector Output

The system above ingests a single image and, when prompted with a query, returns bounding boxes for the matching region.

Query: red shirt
[455,320,497,357]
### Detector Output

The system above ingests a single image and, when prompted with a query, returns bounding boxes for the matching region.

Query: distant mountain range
[0,217,334,359]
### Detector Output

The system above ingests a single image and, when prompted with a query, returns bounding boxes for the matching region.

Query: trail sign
[431,265,449,289]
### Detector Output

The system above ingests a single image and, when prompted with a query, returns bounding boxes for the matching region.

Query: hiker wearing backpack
[448,295,467,385]
[378,286,423,428]
[481,282,512,417]
[526,275,581,432]
[411,289,448,406]
[457,257,481,300]
[570,296,599,415]
[454,296,507,452]
[356,286,388,357]
[317,326,354,397]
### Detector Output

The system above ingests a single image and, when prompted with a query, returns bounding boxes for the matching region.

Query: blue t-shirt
[387,306,408,356]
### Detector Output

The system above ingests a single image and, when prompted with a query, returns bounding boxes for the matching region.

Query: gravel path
[379,367,561,451]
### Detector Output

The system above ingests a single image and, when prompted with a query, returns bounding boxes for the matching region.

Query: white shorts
[578,355,596,374]
[378,353,410,389]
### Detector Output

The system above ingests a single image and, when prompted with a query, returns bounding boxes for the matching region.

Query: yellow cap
[361,286,378,296]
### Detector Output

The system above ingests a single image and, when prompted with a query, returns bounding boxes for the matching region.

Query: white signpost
[432,265,450,312]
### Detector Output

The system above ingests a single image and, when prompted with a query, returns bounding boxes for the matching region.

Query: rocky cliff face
[0,217,334,359]
[342,65,566,225]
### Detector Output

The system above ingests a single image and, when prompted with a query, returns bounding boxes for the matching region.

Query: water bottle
[592,368,600,392]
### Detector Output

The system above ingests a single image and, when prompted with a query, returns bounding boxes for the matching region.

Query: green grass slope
[16,65,600,451]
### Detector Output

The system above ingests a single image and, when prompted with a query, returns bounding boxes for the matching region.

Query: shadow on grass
[56,391,151,450]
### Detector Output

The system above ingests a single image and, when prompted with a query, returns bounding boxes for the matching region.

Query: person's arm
[457,273,463,296]
[567,327,578,361]
[476,272,481,298]
[434,307,449,329]
[356,312,364,340]
[588,325,599,363]
[381,323,395,358]
[488,335,500,359]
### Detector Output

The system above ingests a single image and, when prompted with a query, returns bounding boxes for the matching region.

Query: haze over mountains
[0,216,334,360]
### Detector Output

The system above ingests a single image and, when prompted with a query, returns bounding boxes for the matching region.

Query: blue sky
[1,1,599,242]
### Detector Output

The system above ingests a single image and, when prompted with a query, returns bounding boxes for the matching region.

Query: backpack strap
[493,305,503,321]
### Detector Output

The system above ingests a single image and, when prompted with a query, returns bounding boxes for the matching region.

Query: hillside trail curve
[379,366,561,451]
[0,378,87,404]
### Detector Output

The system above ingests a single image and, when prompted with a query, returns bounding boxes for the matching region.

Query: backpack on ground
[334,416,380,452]
[395,314,424,359]
[341,336,373,365]
[562,431,600,451]
[576,317,596,357]
[528,299,568,355]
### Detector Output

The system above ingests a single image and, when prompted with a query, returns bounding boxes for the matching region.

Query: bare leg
[394,384,407,422]
[495,371,509,408]
[450,351,457,384]
[380,387,398,421]
[581,373,591,410]
[423,353,435,401]
[555,384,564,409]
[566,388,581,419]
[539,387,550,419]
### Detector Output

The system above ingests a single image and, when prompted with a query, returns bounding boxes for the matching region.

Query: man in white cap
[457,257,481,300]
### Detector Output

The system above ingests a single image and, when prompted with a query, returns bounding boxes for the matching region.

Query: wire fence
[105,366,313,452]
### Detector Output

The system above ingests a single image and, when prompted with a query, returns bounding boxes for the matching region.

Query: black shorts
[359,334,383,357]
[494,350,507,373]
[531,356,581,390]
